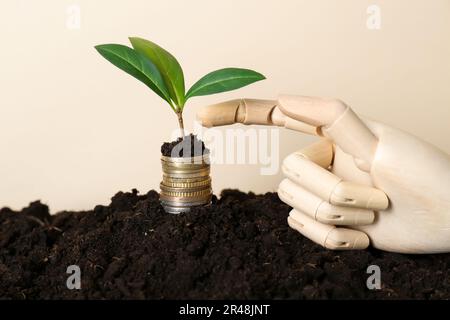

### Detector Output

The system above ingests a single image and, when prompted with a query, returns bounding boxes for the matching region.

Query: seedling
[95,37,265,214]
[95,37,265,137]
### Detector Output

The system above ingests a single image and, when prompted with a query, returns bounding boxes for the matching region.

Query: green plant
[95,37,265,137]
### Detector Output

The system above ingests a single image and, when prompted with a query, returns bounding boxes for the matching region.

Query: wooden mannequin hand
[197,95,450,254]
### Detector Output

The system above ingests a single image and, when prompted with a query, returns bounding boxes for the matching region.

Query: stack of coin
[160,154,212,214]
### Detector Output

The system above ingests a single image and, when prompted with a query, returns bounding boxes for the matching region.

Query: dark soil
[161,134,209,157]
[0,189,449,300]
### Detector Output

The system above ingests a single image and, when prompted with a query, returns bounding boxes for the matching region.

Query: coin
[160,154,212,214]
[161,177,211,188]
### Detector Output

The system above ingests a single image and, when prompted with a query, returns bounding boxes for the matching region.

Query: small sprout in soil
[95,37,266,138]
[161,133,208,157]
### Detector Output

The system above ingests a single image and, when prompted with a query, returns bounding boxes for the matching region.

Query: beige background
[1,0,449,213]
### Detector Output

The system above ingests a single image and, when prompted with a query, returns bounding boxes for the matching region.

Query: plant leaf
[185,68,265,100]
[129,37,185,108]
[95,44,172,105]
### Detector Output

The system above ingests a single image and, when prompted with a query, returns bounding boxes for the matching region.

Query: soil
[0,189,449,300]
[161,134,209,157]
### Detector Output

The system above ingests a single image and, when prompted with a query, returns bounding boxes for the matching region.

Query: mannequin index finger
[196,99,320,135]
[196,99,276,127]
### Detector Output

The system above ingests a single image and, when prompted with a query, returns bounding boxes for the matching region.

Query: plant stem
[176,111,185,138]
